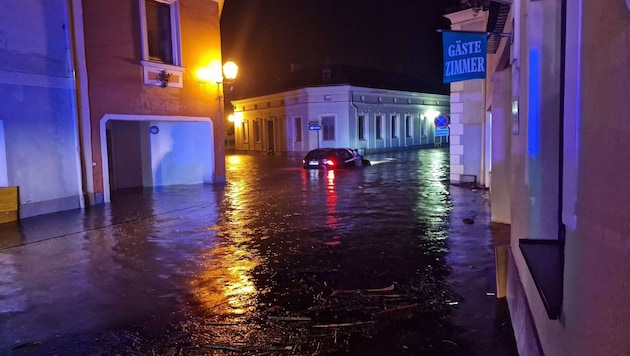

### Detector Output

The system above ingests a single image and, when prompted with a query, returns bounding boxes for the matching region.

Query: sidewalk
[446,185,516,355]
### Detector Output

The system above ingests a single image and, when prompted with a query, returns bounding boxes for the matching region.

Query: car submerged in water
[302,148,370,169]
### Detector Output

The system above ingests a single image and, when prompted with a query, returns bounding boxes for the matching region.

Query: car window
[307,150,324,159]
[338,150,353,160]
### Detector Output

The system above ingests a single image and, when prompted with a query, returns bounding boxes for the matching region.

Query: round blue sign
[434,114,449,129]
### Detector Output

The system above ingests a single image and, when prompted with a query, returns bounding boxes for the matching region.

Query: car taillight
[324,159,335,166]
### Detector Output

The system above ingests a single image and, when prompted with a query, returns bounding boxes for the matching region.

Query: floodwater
[0,148,517,355]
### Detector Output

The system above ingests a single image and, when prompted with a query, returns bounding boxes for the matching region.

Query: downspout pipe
[558,0,567,244]
[349,90,361,152]
[67,0,95,206]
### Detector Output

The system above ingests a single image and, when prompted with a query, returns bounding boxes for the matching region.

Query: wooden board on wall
[0,186,18,224]
[495,245,508,298]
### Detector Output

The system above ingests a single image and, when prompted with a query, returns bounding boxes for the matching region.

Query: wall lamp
[426,109,440,120]
[228,112,243,125]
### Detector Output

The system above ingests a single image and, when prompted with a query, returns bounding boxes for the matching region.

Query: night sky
[220,0,463,97]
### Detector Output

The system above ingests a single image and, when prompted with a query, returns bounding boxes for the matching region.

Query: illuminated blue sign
[435,128,450,137]
[442,31,487,83]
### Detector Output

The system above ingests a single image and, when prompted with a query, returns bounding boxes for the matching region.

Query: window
[254,120,261,142]
[139,0,184,87]
[146,1,173,63]
[295,117,302,142]
[391,115,398,139]
[358,115,365,140]
[421,116,427,136]
[405,115,412,137]
[376,115,383,139]
[322,116,335,141]
[241,120,249,143]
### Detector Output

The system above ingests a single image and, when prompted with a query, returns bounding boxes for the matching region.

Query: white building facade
[230,85,450,156]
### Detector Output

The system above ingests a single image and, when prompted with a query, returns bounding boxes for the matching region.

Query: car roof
[308,148,352,153]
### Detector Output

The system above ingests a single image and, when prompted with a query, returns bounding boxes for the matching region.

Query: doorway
[100,114,215,203]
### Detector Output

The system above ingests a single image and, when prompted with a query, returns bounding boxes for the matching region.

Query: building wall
[485,7,514,225]
[0,0,84,218]
[506,1,567,354]
[481,0,630,355]
[231,85,450,156]
[489,67,512,224]
[445,10,487,186]
[564,0,630,354]
[82,0,225,202]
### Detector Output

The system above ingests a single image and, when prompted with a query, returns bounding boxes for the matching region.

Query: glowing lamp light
[196,61,223,83]
[426,109,440,120]
[223,61,239,82]
[229,112,244,125]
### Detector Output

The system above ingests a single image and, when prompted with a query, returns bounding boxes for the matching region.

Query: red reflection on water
[326,170,338,228]
[300,169,339,231]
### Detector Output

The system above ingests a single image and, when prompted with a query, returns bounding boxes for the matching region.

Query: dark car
[302,148,370,169]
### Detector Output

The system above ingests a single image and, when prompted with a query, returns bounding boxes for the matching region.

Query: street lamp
[194,61,240,149]
[195,60,239,98]
[222,61,239,85]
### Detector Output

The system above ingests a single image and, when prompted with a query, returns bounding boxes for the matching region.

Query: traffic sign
[308,121,321,131]
[435,128,450,137]
[434,114,449,129]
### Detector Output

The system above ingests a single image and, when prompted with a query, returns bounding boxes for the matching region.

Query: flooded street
[0,148,517,355]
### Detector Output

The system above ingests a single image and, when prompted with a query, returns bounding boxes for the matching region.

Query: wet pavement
[0,148,517,355]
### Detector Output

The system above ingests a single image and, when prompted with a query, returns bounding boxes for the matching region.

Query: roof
[232,64,449,99]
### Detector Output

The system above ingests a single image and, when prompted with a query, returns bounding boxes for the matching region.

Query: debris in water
[312,321,376,328]
[376,303,421,315]
[329,284,395,297]
[267,315,311,322]
[442,339,458,346]
[12,342,42,351]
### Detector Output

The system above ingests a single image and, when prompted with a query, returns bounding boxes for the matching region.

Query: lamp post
[195,60,239,149]
[219,61,238,150]
[222,61,238,150]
